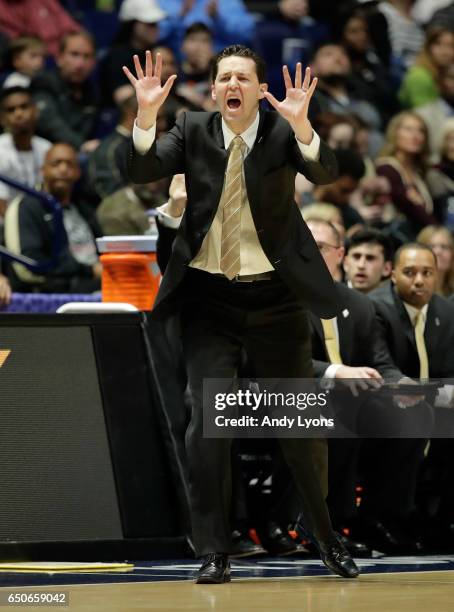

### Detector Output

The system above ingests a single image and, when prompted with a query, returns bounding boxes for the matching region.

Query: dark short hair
[345,228,394,261]
[184,22,213,40]
[0,86,33,110]
[394,242,437,267]
[334,148,366,180]
[211,44,266,83]
[59,30,95,54]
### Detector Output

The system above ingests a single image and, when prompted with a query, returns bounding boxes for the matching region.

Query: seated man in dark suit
[126,45,359,582]
[365,243,454,552]
[4,143,102,293]
[292,219,401,555]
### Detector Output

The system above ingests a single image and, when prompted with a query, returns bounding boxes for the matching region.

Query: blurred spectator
[417,225,454,297]
[416,64,454,158]
[377,0,424,77]
[349,174,395,227]
[151,46,202,123]
[335,6,399,125]
[3,143,102,293]
[0,86,51,217]
[253,0,328,101]
[2,36,46,89]
[86,90,138,203]
[301,201,346,242]
[158,0,255,54]
[176,23,215,110]
[426,118,454,227]
[308,148,366,230]
[399,25,454,109]
[310,43,383,156]
[31,31,99,152]
[412,0,453,25]
[428,0,454,30]
[0,0,80,58]
[313,112,357,150]
[375,110,437,238]
[97,177,170,236]
[99,0,166,107]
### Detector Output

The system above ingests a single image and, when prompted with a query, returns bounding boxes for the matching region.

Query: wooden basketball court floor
[0,556,453,611]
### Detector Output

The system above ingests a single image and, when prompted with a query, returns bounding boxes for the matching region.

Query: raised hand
[123,51,177,129]
[263,63,317,144]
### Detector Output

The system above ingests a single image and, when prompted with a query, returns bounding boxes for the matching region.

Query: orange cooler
[96,236,161,311]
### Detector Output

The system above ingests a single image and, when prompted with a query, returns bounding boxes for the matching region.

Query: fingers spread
[282,65,293,90]
[302,66,310,91]
[122,65,137,85]
[133,54,144,80]
[263,91,280,110]
[295,63,302,90]
[145,49,153,77]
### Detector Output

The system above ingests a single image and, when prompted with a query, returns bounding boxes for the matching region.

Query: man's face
[344,243,391,293]
[311,45,351,78]
[211,56,267,133]
[392,248,437,308]
[42,144,80,200]
[57,35,95,84]
[307,221,344,280]
[0,92,37,135]
[182,32,213,69]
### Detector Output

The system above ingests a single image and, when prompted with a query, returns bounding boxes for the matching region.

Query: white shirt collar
[403,301,428,326]
[221,112,260,152]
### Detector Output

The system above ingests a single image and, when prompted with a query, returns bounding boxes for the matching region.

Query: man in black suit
[301,219,401,554]
[125,45,359,582]
[364,243,454,551]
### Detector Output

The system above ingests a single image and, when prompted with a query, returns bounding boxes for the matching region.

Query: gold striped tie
[220,136,246,280]
[321,318,343,364]
[414,311,429,380]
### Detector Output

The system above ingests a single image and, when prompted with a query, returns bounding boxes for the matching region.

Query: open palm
[264,64,317,131]
[123,51,177,113]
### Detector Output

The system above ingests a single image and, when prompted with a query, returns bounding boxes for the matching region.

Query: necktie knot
[231,135,246,154]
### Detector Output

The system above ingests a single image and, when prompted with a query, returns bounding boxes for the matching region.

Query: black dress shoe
[356,517,424,555]
[295,518,359,578]
[230,529,267,558]
[318,535,360,578]
[259,522,308,556]
[194,553,231,584]
[336,531,371,558]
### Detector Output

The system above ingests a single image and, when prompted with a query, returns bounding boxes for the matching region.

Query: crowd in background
[0,0,454,557]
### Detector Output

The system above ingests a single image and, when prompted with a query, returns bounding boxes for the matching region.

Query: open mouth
[227,98,241,110]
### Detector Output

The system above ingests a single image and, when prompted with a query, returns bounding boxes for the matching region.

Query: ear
[391,269,396,285]
[383,261,392,278]
[211,83,216,102]
[258,83,268,99]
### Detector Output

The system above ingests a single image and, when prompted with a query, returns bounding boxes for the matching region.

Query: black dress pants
[180,268,333,556]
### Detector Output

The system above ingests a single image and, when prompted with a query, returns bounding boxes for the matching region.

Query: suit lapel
[424,299,439,366]
[393,290,416,349]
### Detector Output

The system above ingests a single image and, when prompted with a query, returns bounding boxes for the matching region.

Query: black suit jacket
[370,283,454,379]
[130,109,340,320]
[310,282,401,379]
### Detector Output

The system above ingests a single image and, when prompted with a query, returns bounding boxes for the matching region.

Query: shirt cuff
[132,120,156,155]
[157,202,183,229]
[324,363,342,379]
[296,130,320,162]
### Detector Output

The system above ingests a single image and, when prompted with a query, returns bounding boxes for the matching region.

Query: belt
[232,271,275,282]
[188,268,277,283]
